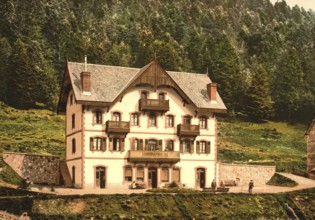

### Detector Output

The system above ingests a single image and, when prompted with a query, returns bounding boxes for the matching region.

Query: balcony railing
[129,150,180,162]
[177,124,200,137]
[106,120,130,134]
[139,98,169,112]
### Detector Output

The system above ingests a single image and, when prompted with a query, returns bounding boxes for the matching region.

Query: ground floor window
[161,167,169,182]
[136,167,144,181]
[124,166,132,182]
[172,167,180,182]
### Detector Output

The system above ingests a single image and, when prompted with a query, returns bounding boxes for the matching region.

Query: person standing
[211,179,217,190]
[248,180,254,193]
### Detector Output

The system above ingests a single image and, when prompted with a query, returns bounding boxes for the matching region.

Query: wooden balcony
[139,98,169,112]
[177,124,200,137]
[106,120,130,134]
[129,150,180,162]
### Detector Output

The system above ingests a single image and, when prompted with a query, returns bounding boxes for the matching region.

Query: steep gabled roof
[57,60,227,114]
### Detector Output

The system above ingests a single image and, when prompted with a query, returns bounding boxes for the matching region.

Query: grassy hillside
[0,102,65,158]
[0,102,308,173]
[1,189,315,219]
[218,115,307,173]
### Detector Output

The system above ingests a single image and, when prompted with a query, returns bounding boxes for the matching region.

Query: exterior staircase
[59,160,73,187]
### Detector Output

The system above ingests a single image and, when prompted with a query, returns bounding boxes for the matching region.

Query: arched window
[166,115,174,127]
[113,112,121,121]
[200,116,207,129]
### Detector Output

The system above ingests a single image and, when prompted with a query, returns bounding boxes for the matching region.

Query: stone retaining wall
[219,163,276,186]
[3,152,60,185]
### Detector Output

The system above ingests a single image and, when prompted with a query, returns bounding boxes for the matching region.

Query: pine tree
[244,64,273,120]
[272,47,304,120]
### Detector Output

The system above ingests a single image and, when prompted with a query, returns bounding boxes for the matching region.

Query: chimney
[81,71,91,94]
[207,83,217,101]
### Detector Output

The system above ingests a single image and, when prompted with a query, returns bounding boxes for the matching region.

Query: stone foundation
[219,163,275,186]
[3,152,60,185]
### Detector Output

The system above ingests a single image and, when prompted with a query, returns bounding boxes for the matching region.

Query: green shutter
[190,140,194,154]
[158,140,162,151]
[139,139,143,150]
[90,137,94,151]
[101,138,106,151]
[206,141,211,154]
[196,141,200,154]
[121,138,125,152]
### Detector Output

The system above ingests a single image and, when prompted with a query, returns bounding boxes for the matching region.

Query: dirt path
[229,172,315,194]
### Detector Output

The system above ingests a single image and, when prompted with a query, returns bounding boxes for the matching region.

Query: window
[200,141,206,153]
[161,167,169,182]
[159,93,165,100]
[166,140,174,151]
[136,167,144,181]
[131,113,139,126]
[200,117,207,129]
[72,166,75,183]
[72,114,75,129]
[183,140,190,153]
[166,115,174,127]
[124,166,133,182]
[172,168,180,182]
[183,116,191,125]
[181,140,193,153]
[197,141,210,154]
[113,138,120,151]
[134,139,138,150]
[141,91,148,99]
[94,111,102,124]
[90,137,106,151]
[109,137,125,151]
[113,112,121,121]
[148,139,158,151]
[149,113,157,127]
[72,138,76,154]
[70,94,73,105]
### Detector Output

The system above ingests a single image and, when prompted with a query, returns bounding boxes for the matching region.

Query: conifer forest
[1,0,315,123]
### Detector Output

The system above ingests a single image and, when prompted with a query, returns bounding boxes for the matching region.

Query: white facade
[60,61,226,190]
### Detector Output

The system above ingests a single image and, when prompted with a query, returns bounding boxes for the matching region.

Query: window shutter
[90,137,94,151]
[190,140,194,154]
[145,139,148,150]
[101,138,106,151]
[109,138,113,151]
[196,141,200,154]
[180,141,183,153]
[139,139,143,150]
[158,140,162,151]
[93,112,96,124]
[206,141,211,154]
[131,138,135,151]
[121,138,125,152]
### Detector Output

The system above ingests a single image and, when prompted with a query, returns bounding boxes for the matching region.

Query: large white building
[57,59,226,189]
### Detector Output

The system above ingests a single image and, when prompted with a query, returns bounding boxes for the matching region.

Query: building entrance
[148,167,157,188]
[95,166,106,189]
[196,168,206,188]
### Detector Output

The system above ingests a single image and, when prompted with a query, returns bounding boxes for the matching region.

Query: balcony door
[148,167,157,188]
[196,168,205,189]
[95,166,106,189]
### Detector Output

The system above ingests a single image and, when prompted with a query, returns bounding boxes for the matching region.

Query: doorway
[148,167,157,188]
[196,168,206,188]
[95,166,106,189]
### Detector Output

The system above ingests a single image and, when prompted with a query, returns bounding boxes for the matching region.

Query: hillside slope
[0,103,307,174]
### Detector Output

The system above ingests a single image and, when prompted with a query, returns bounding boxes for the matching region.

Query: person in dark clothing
[211,179,217,190]
[248,180,254,193]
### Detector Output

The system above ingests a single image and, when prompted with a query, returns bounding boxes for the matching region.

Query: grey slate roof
[67,62,226,111]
